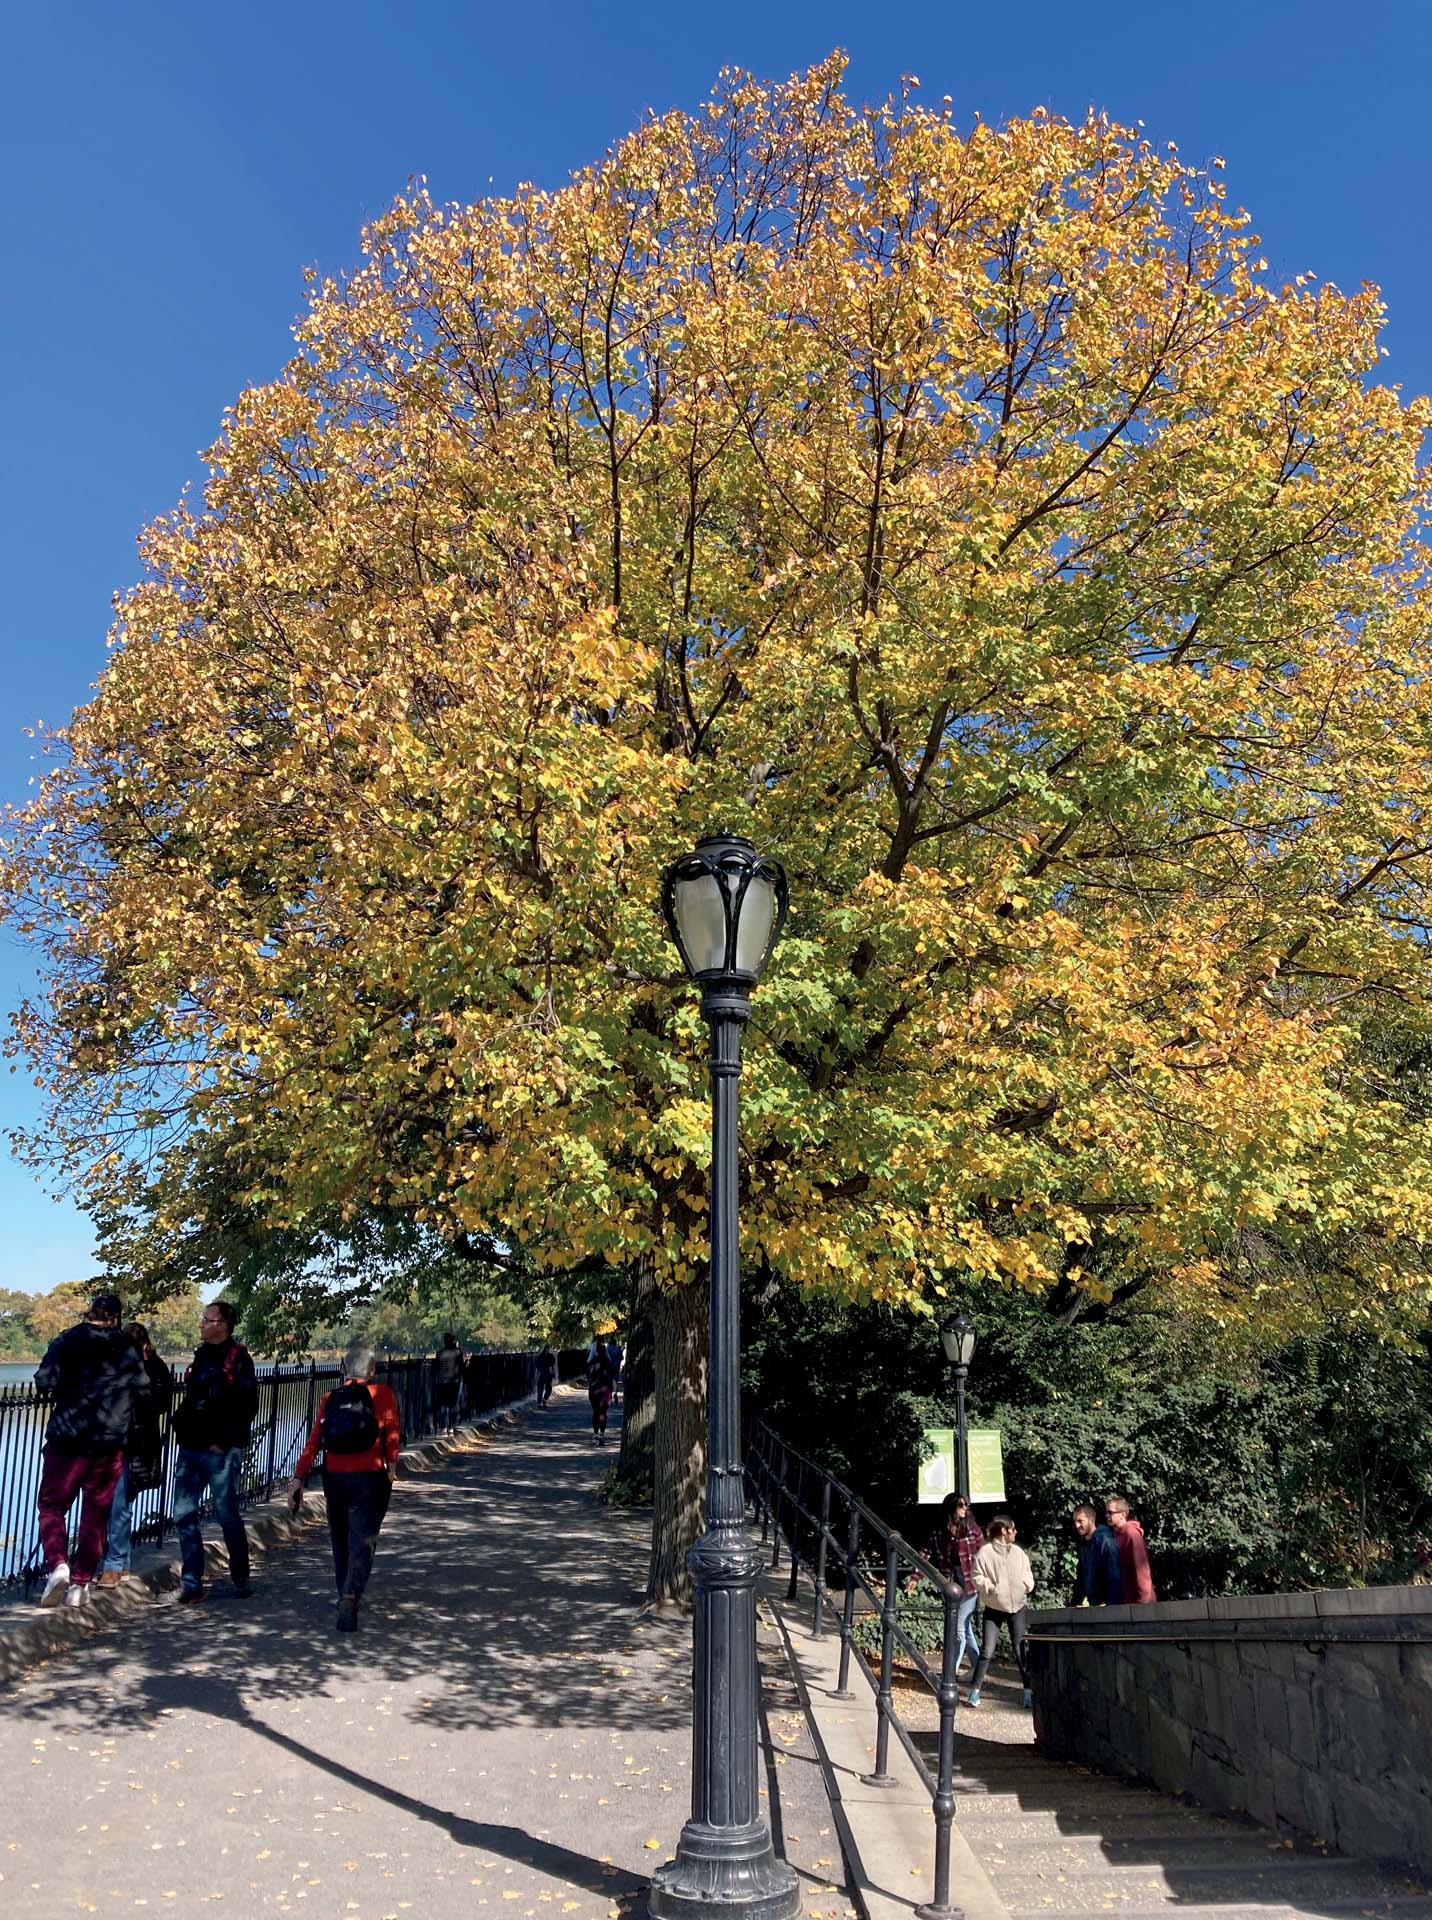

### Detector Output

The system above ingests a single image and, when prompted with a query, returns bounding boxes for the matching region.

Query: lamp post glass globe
[661,831,788,992]
[651,831,799,1920]
[940,1314,977,1370]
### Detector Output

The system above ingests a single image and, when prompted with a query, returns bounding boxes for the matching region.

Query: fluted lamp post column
[651,831,801,1920]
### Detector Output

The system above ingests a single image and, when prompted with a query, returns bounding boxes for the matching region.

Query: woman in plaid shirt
[920,1492,985,1677]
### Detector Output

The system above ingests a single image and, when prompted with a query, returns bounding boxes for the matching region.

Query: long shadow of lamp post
[939,1314,977,1501]
[652,831,801,1920]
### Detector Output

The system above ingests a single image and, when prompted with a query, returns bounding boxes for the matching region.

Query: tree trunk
[645,1273,709,1611]
[613,1252,656,1501]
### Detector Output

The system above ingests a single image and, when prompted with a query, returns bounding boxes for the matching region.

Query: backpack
[321,1380,381,1455]
[174,1341,246,1447]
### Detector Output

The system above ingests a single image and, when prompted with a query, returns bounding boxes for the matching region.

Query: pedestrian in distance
[535,1344,557,1409]
[288,1345,402,1633]
[586,1332,616,1444]
[967,1512,1036,1711]
[95,1322,174,1590]
[915,1492,984,1678]
[605,1337,624,1408]
[1106,1494,1157,1603]
[171,1299,259,1605]
[433,1333,463,1435]
[33,1289,152,1610]
[1069,1501,1124,1607]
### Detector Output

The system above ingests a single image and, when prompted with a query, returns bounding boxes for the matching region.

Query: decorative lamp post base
[650,1824,800,1920]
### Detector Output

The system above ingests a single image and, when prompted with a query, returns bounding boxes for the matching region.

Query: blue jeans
[956,1591,980,1668]
[174,1445,250,1592]
[99,1461,134,1573]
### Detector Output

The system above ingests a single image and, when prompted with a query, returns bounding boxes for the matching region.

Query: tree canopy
[6,54,1432,1372]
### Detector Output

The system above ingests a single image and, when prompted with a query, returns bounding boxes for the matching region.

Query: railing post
[154,1374,174,1551]
[861,1533,901,1787]
[757,1428,771,1544]
[834,1504,860,1698]
[786,1457,805,1601]
[771,1443,787,1570]
[915,1585,965,1920]
[811,1474,832,1638]
[263,1368,280,1499]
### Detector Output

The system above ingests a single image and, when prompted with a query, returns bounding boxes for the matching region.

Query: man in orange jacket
[289,1347,402,1632]
[1106,1494,1158,1604]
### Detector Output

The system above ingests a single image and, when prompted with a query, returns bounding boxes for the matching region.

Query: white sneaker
[40,1563,70,1608]
[64,1583,89,1610]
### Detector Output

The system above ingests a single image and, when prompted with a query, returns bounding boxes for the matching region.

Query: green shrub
[851,1583,946,1658]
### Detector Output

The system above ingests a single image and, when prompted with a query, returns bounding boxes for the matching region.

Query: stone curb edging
[0,1394,537,1686]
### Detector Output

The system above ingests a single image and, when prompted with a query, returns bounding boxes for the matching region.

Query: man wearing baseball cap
[33,1288,152,1609]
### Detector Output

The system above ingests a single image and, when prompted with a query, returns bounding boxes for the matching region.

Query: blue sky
[2,1,1430,1292]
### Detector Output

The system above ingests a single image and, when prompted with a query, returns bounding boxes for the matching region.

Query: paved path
[0,1389,853,1920]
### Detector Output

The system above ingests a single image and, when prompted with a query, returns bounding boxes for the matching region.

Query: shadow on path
[5,1395,690,1738]
[137,1666,650,1908]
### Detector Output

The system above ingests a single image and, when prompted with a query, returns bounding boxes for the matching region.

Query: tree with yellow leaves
[6,56,1432,1602]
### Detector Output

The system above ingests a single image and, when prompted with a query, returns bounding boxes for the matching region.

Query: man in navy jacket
[1070,1502,1124,1606]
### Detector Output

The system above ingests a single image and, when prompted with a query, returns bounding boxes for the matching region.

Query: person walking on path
[917,1492,984,1676]
[433,1333,463,1434]
[1070,1502,1124,1607]
[535,1344,557,1409]
[33,1289,152,1610]
[1107,1494,1157,1603]
[967,1513,1036,1711]
[95,1323,173,1590]
[585,1333,616,1444]
[171,1299,258,1605]
[288,1345,402,1633]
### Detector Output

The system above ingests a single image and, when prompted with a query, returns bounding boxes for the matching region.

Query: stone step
[949,1785,1215,1813]
[980,1834,1349,1873]
[955,1809,1256,1844]
[1002,1905,1432,1920]
[988,1858,1420,1911]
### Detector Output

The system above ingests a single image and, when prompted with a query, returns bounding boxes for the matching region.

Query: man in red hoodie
[1106,1494,1157,1604]
[289,1348,402,1632]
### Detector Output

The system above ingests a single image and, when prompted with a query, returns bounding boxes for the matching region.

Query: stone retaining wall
[1026,1585,1432,1879]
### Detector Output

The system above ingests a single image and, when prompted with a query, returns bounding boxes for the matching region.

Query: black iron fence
[0,1348,550,1601]
[747,1421,966,1920]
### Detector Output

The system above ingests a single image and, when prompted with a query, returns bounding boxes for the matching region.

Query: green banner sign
[917,1428,955,1503]
[917,1426,1005,1503]
[967,1428,1006,1503]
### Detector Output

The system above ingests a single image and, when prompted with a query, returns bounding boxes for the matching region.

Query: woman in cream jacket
[968,1513,1035,1709]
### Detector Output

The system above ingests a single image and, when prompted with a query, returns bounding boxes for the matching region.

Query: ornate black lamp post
[939,1314,977,1501]
[651,831,800,1920]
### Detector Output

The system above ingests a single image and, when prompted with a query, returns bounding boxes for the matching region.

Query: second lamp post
[940,1313,977,1501]
[651,831,800,1920]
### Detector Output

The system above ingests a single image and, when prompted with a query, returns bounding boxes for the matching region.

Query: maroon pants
[37,1445,124,1585]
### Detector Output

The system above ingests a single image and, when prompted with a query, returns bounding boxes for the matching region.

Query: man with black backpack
[33,1289,151,1609]
[171,1299,259,1605]
[288,1346,402,1632]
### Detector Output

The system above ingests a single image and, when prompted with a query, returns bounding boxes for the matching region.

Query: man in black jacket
[34,1289,151,1609]
[171,1299,259,1604]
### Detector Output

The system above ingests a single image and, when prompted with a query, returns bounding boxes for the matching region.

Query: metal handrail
[747,1420,965,1920]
